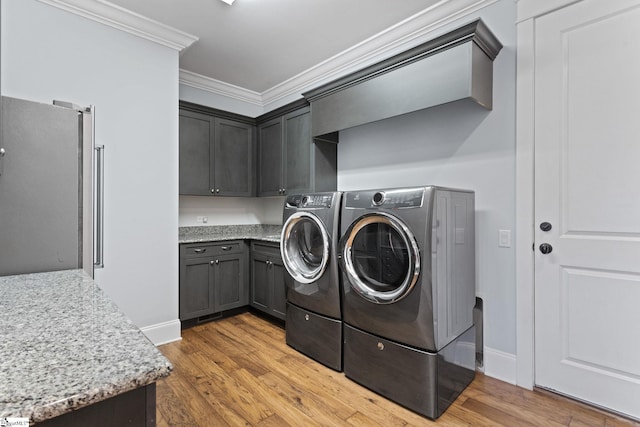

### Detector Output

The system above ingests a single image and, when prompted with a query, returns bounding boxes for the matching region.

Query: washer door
[281,212,330,284]
[341,212,420,304]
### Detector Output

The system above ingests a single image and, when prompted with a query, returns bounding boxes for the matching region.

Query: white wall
[180,195,284,226]
[1,0,180,344]
[338,0,517,382]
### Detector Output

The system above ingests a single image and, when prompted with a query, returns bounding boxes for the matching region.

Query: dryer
[281,192,342,371]
[339,186,476,419]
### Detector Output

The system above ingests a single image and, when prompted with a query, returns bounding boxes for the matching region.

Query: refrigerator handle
[0,147,5,176]
[94,144,105,269]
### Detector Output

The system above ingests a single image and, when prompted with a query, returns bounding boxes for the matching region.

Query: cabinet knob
[211,188,215,194]
[210,260,215,265]
[215,259,219,264]
[216,188,220,193]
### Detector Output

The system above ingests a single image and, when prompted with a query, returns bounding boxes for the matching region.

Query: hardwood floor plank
[163,371,234,427]
[463,387,570,426]
[346,411,385,427]
[189,356,275,425]
[462,397,540,427]
[157,314,638,427]
[255,413,293,427]
[156,377,201,427]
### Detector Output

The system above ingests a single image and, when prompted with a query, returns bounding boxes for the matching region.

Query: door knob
[540,222,552,232]
[539,243,553,254]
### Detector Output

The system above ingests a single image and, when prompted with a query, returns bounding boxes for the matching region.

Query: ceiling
[107,0,439,94]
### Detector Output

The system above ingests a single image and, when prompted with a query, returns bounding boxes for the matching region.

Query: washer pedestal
[343,324,476,419]
[286,303,343,371]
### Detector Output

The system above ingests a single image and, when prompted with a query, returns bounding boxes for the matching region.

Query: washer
[281,192,342,371]
[339,186,476,419]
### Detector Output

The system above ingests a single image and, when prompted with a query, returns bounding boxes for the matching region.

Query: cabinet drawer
[182,241,243,258]
[251,241,281,259]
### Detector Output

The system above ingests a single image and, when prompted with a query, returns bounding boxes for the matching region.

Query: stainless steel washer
[339,186,476,419]
[281,192,342,371]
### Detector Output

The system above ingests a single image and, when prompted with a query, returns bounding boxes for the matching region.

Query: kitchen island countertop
[0,269,172,423]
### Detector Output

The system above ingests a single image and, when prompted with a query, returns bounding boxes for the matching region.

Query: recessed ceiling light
[219,0,235,4]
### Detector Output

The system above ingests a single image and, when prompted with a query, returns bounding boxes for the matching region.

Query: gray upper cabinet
[257,117,282,196]
[283,107,312,194]
[257,103,336,197]
[213,118,254,196]
[179,110,210,196]
[179,104,255,197]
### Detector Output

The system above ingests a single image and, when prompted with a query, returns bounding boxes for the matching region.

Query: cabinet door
[179,257,214,320]
[251,252,271,311]
[179,110,212,196]
[214,118,254,196]
[271,256,287,320]
[257,117,283,196]
[283,107,312,194]
[214,253,248,312]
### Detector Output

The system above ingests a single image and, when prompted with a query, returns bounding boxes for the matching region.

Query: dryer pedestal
[343,324,476,419]
[286,303,343,371]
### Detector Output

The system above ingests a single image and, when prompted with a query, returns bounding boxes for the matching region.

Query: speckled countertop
[0,269,172,423]
[179,224,282,244]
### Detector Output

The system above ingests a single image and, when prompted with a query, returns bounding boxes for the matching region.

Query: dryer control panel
[286,194,334,208]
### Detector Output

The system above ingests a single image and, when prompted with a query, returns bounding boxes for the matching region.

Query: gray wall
[1,0,181,344]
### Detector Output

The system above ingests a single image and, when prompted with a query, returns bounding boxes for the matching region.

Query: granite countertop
[179,224,282,244]
[0,269,172,423]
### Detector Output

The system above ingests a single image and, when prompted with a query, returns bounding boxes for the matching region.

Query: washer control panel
[345,188,425,209]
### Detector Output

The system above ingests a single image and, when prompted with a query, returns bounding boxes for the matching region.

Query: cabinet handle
[221,246,232,251]
[194,248,206,254]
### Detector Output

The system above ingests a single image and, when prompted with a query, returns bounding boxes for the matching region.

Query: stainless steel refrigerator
[0,96,101,277]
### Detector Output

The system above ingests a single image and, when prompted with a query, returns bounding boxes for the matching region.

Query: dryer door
[340,212,420,304]
[281,212,330,284]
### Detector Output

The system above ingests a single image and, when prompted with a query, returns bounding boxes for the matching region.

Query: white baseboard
[483,347,517,385]
[140,319,182,346]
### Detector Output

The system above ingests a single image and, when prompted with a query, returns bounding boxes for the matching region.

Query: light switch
[498,230,511,248]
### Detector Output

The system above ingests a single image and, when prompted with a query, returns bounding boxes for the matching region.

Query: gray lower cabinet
[257,105,337,197]
[179,107,254,197]
[179,241,248,321]
[250,241,286,320]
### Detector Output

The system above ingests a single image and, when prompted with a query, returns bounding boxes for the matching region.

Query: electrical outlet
[196,216,208,223]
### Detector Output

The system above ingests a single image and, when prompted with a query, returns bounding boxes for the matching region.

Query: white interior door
[534,0,640,419]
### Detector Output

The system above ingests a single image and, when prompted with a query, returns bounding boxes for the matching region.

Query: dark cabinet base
[36,383,156,427]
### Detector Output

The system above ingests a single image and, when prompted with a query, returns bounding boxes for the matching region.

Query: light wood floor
[157,312,638,426]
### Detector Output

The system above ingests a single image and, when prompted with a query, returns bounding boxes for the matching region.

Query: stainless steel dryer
[281,192,342,371]
[339,186,476,419]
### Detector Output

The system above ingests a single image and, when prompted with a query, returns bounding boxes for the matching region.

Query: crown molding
[262,0,498,106]
[178,0,498,110]
[179,69,264,106]
[37,0,198,51]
